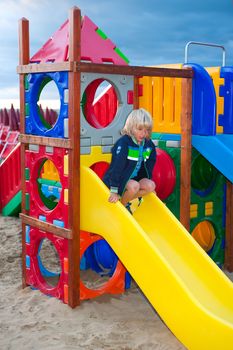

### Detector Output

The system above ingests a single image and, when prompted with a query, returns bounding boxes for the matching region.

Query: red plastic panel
[80,231,126,300]
[0,143,17,161]
[93,85,118,126]
[81,16,127,65]
[26,227,68,302]
[0,130,19,161]
[5,131,19,143]
[25,145,69,227]
[152,148,176,200]
[90,161,109,179]
[30,20,69,63]
[0,143,21,210]
[84,80,118,128]
[31,16,127,65]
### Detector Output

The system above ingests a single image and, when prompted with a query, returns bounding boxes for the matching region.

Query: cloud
[0,0,232,103]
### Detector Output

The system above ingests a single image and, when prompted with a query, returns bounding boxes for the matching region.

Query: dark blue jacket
[103,135,156,196]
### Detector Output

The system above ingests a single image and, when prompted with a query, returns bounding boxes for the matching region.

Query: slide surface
[192,134,233,183]
[80,166,233,350]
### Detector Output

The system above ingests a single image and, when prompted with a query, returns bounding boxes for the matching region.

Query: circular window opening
[191,154,218,193]
[90,161,109,179]
[81,239,117,290]
[81,79,118,128]
[191,221,216,252]
[37,78,60,130]
[152,148,176,200]
[38,238,61,287]
[36,158,61,210]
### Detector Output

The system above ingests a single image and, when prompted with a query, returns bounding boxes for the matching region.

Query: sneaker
[138,197,143,207]
[125,202,133,215]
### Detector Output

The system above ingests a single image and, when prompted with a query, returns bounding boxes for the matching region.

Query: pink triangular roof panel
[31,20,69,63]
[30,16,127,65]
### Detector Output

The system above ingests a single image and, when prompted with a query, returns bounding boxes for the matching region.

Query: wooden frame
[17,61,193,78]
[180,76,192,231]
[20,213,72,239]
[17,61,72,74]
[67,7,81,308]
[19,134,72,149]
[18,6,194,307]
[18,17,29,289]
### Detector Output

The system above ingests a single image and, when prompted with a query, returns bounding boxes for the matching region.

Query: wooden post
[133,76,139,109]
[225,181,233,271]
[68,6,81,308]
[18,17,29,288]
[180,75,192,231]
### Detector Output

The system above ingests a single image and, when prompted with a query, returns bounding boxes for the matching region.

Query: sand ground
[1,215,232,350]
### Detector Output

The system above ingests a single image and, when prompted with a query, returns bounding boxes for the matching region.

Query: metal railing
[184,41,226,66]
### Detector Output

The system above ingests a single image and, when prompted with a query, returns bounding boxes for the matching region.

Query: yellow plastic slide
[80,166,233,350]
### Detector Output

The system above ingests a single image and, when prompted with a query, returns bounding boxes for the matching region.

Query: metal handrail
[184,41,226,66]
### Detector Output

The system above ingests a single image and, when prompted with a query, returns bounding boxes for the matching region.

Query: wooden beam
[17,61,73,74]
[180,76,192,231]
[18,61,194,78]
[225,181,233,272]
[75,62,194,78]
[18,17,29,289]
[68,6,81,308]
[20,214,72,239]
[19,134,72,149]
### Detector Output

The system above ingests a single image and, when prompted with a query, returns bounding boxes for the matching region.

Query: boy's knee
[146,180,155,192]
[150,180,156,192]
[127,181,140,194]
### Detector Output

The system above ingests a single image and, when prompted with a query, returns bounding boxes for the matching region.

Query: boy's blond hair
[121,108,153,138]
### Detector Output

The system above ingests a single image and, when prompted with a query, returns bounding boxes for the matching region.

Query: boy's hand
[108,193,120,203]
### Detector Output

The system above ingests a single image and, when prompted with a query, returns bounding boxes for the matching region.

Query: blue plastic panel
[219,66,233,133]
[25,71,68,137]
[184,63,216,136]
[192,134,233,182]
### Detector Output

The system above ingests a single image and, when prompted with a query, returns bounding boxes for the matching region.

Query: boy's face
[133,125,148,144]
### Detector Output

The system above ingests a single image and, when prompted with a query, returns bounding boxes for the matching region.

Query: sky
[0,0,233,108]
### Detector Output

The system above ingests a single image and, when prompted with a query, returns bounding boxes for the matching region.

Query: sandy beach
[0,215,189,350]
[2,215,233,350]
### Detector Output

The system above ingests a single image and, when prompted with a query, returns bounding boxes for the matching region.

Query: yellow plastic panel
[152,63,182,133]
[80,146,111,168]
[190,212,198,219]
[139,65,182,133]
[205,208,213,216]
[41,159,60,181]
[151,76,182,133]
[190,203,198,218]
[151,76,164,131]
[164,77,181,133]
[64,188,68,204]
[205,201,213,216]
[205,202,213,209]
[64,154,68,176]
[139,76,153,116]
[206,67,224,134]
[154,63,183,69]
[81,165,233,350]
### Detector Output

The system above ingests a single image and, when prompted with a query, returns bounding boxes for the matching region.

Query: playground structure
[0,105,59,215]
[0,107,19,162]
[0,5,233,349]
